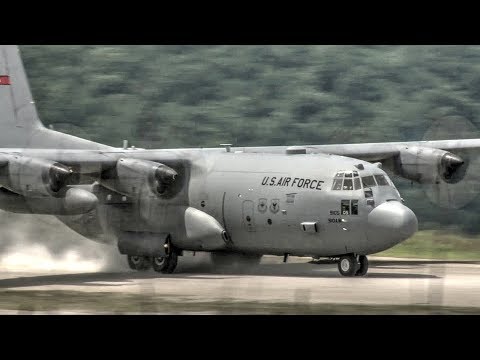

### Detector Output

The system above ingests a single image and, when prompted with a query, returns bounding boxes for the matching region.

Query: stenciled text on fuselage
[261,176,325,190]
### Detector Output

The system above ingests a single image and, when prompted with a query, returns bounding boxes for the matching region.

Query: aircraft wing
[2,43,480,191]
[235,138,480,162]
[1,137,479,174]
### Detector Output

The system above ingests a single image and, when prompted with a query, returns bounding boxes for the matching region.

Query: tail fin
[0,45,43,131]
[0,45,110,150]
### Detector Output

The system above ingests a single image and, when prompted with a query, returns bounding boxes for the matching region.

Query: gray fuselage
[44,150,417,258]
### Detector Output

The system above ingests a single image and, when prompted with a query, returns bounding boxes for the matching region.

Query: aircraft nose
[366,201,418,247]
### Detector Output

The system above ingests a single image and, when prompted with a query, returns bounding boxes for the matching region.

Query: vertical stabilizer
[0,45,110,150]
[0,45,43,130]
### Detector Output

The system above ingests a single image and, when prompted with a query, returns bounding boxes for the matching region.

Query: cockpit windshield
[332,171,392,191]
[362,175,376,187]
[331,171,362,190]
[362,174,391,188]
[374,174,389,186]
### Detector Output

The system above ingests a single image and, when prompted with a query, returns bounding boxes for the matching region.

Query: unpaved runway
[0,255,479,313]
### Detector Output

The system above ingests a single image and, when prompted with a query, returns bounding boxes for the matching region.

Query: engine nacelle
[0,186,98,215]
[106,158,178,197]
[0,155,73,197]
[392,146,465,184]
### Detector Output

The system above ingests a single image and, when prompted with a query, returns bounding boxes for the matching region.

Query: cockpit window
[362,176,377,187]
[332,178,343,190]
[332,171,364,190]
[374,174,389,186]
[343,179,353,190]
[353,177,361,190]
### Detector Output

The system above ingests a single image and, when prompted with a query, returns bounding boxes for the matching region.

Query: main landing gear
[127,255,152,271]
[127,238,179,274]
[338,254,368,277]
[127,252,178,274]
[151,251,178,274]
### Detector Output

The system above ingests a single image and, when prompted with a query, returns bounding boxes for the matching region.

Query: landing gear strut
[337,254,368,277]
[152,237,178,274]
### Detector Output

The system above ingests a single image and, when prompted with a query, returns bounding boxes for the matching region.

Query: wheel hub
[154,257,165,266]
[340,258,350,272]
[131,256,141,265]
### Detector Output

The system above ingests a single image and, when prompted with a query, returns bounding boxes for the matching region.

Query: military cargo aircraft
[0,45,476,276]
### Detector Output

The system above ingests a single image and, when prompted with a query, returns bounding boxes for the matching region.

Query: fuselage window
[341,200,350,215]
[344,172,352,178]
[332,178,343,190]
[362,175,377,187]
[353,177,361,190]
[343,178,353,190]
[353,171,359,177]
[335,172,344,178]
[351,200,359,215]
[374,174,389,186]
[364,189,373,198]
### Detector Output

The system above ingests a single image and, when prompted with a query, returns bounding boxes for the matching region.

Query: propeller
[421,114,480,209]
[48,163,73,193]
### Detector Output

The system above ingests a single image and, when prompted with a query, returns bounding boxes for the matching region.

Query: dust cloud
[0,210,281,275]
[0,210,216,274]
[0,210,127,273]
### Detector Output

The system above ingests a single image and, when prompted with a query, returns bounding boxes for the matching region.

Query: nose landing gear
[356,255,369,276]
[337,254,369,277]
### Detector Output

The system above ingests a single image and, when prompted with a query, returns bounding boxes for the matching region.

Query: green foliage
[377,230,480,260]
[19,45,480,233]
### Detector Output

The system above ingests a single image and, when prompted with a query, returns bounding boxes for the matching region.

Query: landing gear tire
[151,256,167,272]
[152,252,178,274]
[338,255,358,277]
[355,255,369,277]
[127,255,152,271]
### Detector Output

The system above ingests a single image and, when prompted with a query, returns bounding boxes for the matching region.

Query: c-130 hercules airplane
[0,45,477,277]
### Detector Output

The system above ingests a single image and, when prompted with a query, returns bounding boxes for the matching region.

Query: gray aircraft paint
[2,45,475,274]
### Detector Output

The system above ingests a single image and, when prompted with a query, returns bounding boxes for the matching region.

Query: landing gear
[355,255,369,277]
[152,236,178,274]
[338,255,358,277]
[127,255,152,271]
[152,252,178,274]
[126,236,179,274]
[337,254,369,277]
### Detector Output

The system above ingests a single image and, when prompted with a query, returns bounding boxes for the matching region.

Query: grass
[1,290,479,314]
[376,230,480,260]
